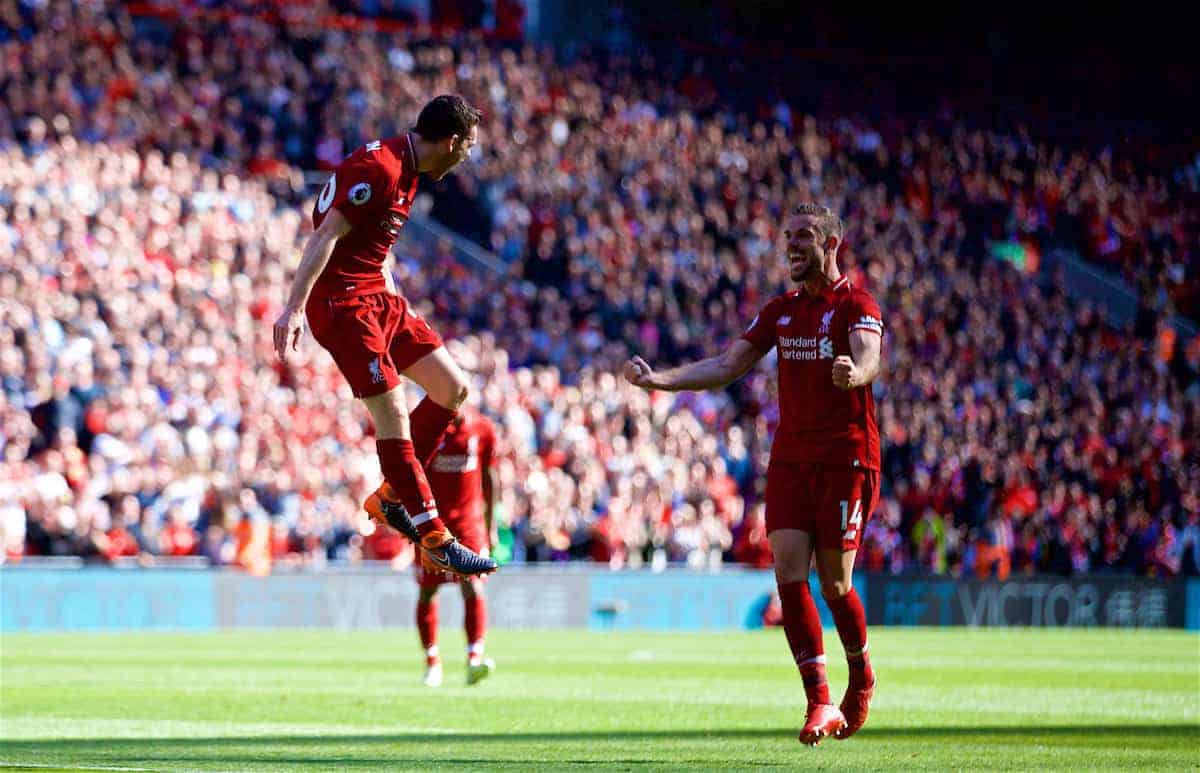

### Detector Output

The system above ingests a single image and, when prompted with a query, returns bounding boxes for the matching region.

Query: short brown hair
[414,95,483,141]
[794,203,844,242]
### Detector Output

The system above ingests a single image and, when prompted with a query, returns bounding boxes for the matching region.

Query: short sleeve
[314,154,392,228]
[847,291,884,336]
[741,298,781,353]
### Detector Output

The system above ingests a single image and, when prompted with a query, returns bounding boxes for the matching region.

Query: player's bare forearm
[273,211,353,361]
[284,230,339,310]
[834,329,882,390]
[649,357,741,391]
[624,339,762,392]
[850,329,882,384]
[856,351,880,384]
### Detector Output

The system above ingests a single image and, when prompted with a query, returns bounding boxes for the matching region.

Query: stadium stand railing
[110,556,212,570]
[1042,248,1198,339]
[405,213,511,277]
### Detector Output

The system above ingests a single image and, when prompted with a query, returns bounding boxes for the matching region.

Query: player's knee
[365,389,410,438]
[819,577,852,600]
[773,556,809,584]
[381,411,409,438]
[461,578,483,599]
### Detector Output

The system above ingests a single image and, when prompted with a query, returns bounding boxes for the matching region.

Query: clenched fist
[623,356,655,389]
[832,355,860,390]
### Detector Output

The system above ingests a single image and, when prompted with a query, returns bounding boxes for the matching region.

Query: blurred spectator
[911,509,947,575]
[159,505,198,557]
[1178,513,1200,575]
[1,3,1196,579]
[975,514,1014,581]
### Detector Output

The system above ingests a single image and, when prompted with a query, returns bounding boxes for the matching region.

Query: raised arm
[623,339,765,392]
[273,209,353,362]
[831,329,882,390]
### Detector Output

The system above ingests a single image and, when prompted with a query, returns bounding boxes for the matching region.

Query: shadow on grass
[859,724,1199,744]
[1,725,1195,768]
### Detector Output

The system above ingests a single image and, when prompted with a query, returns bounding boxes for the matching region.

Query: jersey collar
[403,132,417,170]
[823,275,851,301]
[797,274,851,301]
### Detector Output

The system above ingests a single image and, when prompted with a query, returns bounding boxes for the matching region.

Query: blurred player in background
[273,95,496,579]
[623,204,883,745]
[415,406,500,687]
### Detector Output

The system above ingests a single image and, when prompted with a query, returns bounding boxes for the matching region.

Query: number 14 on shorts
[840,499,862,541]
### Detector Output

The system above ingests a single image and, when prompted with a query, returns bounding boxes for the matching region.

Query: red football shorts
[764,460,879,551]
[307,292,443,399]
[414,513,488,588]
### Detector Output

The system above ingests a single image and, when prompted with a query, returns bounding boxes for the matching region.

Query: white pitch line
[0,717,464,740]
[0,764,155,772]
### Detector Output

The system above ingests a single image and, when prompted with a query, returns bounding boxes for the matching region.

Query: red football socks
[410,397,457,468]
[464,592,486,653]
[827,587,874,687]
[417,599,438,663]
[376,438,445,537]
[778,580,830,705]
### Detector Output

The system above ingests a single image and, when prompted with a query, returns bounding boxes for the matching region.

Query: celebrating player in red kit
[623,204,882,746]
[273,95,496,578]
[414,407,499,687]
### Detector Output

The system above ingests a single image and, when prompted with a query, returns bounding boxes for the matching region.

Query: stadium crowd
[2,2,1198,577]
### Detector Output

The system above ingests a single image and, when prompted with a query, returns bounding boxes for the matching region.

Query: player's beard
[789,247,822,283]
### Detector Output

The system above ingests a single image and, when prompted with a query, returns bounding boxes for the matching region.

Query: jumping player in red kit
[623,204,883,746]
[414,407,499,687]
[273,95,496,578]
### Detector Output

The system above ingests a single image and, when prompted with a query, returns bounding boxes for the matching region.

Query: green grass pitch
[1,628,1197,771]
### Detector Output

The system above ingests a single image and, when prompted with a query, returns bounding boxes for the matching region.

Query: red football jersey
[426,410,497,521]
[741,275,883,469]
[310,135,420,300]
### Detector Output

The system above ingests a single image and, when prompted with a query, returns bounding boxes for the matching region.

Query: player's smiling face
[784,214,824,282]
